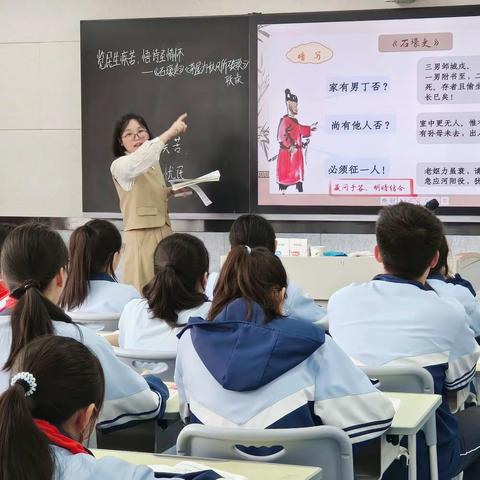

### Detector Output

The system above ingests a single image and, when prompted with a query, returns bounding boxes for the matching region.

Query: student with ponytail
[0,335,219,480]
[175,246,395,453]
[118,233,210,352]
[59,219,139,314]
[428,235,480,335]
[0,223,168,431]
[205,214,326,326]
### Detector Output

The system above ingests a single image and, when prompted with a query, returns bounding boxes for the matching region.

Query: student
[0,223,16,311]
[118,233,210,352]
[328,202,480,480]
[206,214,326,326]
[59,219,140,314]
[428,235,480,335]
[0,335,219,480]
[175,246,395,450]
[0,223,168,431]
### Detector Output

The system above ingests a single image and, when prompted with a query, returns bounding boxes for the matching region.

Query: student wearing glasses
[111,113,188,292]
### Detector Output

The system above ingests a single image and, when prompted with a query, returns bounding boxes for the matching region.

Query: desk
[165,386,180,418]
[386,392,442,480]
[92,449,321,480]
[162,391,442,479]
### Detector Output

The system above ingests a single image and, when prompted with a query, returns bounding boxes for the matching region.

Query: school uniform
[328,274,480,479]
[119,300,210,352]
[205,272,326,326]
[35,420,220,480]
[68,273,140,315]
[428,273,480,336]
[0,312,168,432]
[175,298,394,447]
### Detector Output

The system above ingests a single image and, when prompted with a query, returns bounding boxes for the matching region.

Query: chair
[176,423,353,480]
[360,365,439,480]
[69,312,120,331]
[112,346,176,381]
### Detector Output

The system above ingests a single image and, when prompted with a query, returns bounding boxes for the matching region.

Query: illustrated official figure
[276,88,316,193]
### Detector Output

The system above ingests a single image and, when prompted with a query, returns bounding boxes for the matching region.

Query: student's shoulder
[120,298,149,322]
[54,447,153,480]
[328,281,370,302]
[431,278,475,303]
[53,321,110,349]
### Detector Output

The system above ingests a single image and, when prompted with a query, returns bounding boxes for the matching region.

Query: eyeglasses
[121,128,148,141]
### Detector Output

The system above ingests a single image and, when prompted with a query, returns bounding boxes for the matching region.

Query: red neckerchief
[34,419,93,456]
[0,281,8,299]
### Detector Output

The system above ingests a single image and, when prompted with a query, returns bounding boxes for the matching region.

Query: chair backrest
[176,424,353,480]
[113,346,176,381]
[360,365,434,394]
[69,312,120,332]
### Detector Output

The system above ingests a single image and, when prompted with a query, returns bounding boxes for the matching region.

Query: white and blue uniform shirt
[68,273,140,315]
[428,273,480,336]
[328,274,480,479]
[175,298,394,447]
[0,313,167,432]
[205,272,326,326]
[52,445,220,480]
[119,300,211,352]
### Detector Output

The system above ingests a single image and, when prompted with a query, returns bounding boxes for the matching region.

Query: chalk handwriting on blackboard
[96,48,249,86]
[164,164,185,183]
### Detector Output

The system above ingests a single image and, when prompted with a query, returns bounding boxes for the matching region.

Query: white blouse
[119,299,211,352]
[68,280,140,315]
[110,137,165,191]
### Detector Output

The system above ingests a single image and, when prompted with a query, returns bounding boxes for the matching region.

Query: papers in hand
[148,461,247,480]
[171,169,220,191]
[170,170,220,206]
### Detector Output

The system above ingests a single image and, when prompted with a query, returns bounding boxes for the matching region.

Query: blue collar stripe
[373,274,434,291]
[89,272,117,283]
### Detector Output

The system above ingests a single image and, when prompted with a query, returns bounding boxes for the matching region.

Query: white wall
[0,0,477,216]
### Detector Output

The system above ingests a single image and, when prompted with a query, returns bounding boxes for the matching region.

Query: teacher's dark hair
[0,335,105,480]
[112,113,153,157]
[1,223,72,371]
[143,233,209,328]
[59,219,122,310]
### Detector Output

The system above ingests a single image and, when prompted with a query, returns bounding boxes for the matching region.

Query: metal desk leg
[429,445,438,480]
[408,434,417,480]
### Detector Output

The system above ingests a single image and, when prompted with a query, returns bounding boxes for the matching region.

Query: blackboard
[81,16,250,216]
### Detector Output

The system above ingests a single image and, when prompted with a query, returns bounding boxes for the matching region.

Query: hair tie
[10,280,40,299]
[245,245,251,254]
[24,280,40,290]
[11,372,37,397]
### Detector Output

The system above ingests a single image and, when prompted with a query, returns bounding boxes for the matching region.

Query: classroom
[2,1,480,479]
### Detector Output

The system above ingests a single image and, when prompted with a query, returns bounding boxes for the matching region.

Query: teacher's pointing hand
[164,113,188,143]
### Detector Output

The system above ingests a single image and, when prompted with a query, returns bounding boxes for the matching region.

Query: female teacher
[111,112,188,292]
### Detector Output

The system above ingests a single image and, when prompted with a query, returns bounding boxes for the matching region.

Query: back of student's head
[0,223,16,256]
[0,335,104,480]
[59,219,122,310]
[430,235,450,277]
[209,246,287,323]
[143,233,209,328]
[376,202,444,280]
[229,214,276,253]
[0,223,71,370]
